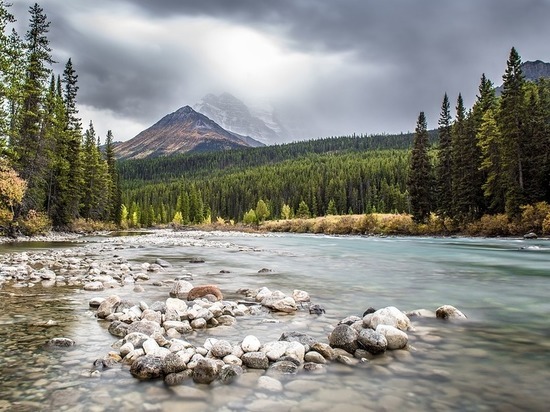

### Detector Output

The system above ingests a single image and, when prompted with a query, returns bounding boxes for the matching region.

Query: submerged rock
[187,285,223,301]
[435,305,467,320]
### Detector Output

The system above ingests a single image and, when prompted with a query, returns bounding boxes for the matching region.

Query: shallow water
[1,232,549,411]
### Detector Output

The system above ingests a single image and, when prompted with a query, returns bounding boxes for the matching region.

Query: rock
[302,362,326,373]
[155,258,172,268]
[435,305,467,320]
[130,354,164,379]
[190,318,207,329]
[258,376,283,392]
[165,297,188,314]
[124,332,150,348]
[163,320,192,334]
[308,304,326,315]
[47,337,75,347]
[241,335,262,353]
[119,342,134,357]
[310,342,335,360]
[255,286,272,301]
[262,341,288,361]
[142,338,160,355]
[97,295,122,319]
[366,306,412,331]
[108,321,129,338]
[84,281,104,291]
[162,352,187,375]
[89,297,105,308]
[375,325,408,350]
[192,358,220,384]
[328,324,359,354]
[219,364,243,384]
[169,280,194,299]
[190,257,205,263]
[362,307,376,316]
[292,290,310,303]
[269,360,299,374]
[149,301,167,313]
[339,315,362,326]
[357,328,387,354]
[187,285,223,301]
[141,309,162,324]
[405,309,436,318]
[285,341,306,363]
[263,294,298,313]
[524,232,538,239]
[126,320,163,337]
[258,268,272,273]
[304,351,326,364]
[211,340,233,358]
[241,352,269,369]
[279,331,317,350]
[216,315,236,326]
[164,370,193,386]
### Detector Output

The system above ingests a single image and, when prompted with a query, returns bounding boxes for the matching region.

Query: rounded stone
[130,355,164,379]
[192,358,220,384]
[357,328,388,354]
[219,364,243,385]
[367,306,412,331]
[376,324,408,350]
[435,305,467,320]
[241,335,262,352]
[328,324,359,354]
[211,340,233,358]
[241,352,269,369]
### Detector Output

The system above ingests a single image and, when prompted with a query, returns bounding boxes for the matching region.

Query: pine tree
[407,111,432,223]
[104,130,121,222]
[436,93,453,218]
[478,109,505,212]
[498,47,526,217]
[12,3,54,213]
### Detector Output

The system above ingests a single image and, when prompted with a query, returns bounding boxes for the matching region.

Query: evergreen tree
[81,121,108,220]
[296,200,311,219]
[435,93,453,218]
[255,199,269,222]
[12,3,54,213]
[478,109,505,212]
[327,198,338,215]
[104,130,121,222]
[407,112,432,222]
[498,47,526,217]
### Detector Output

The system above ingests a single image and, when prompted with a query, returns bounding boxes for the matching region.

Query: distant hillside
[496,60,550,94]
[194,93,291,144]
[114,106,264,160]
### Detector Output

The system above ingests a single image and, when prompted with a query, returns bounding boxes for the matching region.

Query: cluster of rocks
[89,285,467,387]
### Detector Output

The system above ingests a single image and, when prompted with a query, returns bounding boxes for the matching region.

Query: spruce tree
[407,111,432,223]
[498,47,526,217]
[436,93,453,218]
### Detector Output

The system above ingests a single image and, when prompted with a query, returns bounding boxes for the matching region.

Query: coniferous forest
[1,3,549,237]
[0,3,120,235]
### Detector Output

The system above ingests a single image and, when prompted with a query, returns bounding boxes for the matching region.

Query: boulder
[269,360,299,374]
[375,325,408,350]
[241,352,269,369]
[262,341,288,361]
[97,295,122,319]
[192,358,220,384]
[108,321,129,338]
[328,324,359,354]
[187,285,223,301]
[169,280,194,299]
[219,364,243,384]
[210,340,233,358]
[435,305,467,320]
[241,335,262,353]
[366,306,412,331]
[126,320,163,337]
[162,351,189,374]
[357,328,387,354]
[130,355,164,379]
[292,289,310,303]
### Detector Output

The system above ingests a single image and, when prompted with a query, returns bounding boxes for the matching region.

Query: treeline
[121,150,411,227]
[118,130,438,184]
[0,3,120,234]
[408,47,550,228]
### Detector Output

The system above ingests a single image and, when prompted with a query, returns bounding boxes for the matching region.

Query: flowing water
[0,231,549,411]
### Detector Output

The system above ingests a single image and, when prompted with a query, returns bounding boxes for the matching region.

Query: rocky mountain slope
[194,93,291,145]
[114,106,263,160]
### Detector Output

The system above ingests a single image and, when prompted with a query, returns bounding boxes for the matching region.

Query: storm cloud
[10,0,550,141]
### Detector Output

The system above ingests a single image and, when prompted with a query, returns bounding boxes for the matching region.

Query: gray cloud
[8,0,550,140]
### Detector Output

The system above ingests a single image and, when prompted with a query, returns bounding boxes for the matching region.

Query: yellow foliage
[0,159,27,211]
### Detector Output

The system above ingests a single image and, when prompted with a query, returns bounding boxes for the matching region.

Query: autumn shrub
[518,202,550,234]
[68,218,117,233]
[466,214,510,237]
[17,210,52,236]
[542,213,550,235]
[378,214,415,235]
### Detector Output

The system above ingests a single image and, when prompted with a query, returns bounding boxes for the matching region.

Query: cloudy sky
[10,0,550,142]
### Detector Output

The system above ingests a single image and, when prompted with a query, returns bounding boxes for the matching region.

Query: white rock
[376,324,408,350]
[262,341,288,361]
[292,289,311,303]
[258,376,283,392]
[241,335,261,353]
[367,306,412,331]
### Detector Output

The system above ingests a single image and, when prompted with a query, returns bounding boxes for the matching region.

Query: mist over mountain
[194,93,293,144]
[114,106,263,160]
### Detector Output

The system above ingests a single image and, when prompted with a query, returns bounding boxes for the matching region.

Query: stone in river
[328,324,359,354]
[169,280,194,299]
[241,352,269,369]
[192,358,220,384]
[84,281,104,291]
[269,360,299,374]
[162,352,188,374]
[96,295,121,319]
[357,328,388,355]
[375,324,408,350]
[47,337,75,347]
[435,305,467,320]
[130,354,164,379]
[241,335,261,353]
[219,364,243,384]
[366,306,412,331]
[126,320,163,337]
[187,285,223,301]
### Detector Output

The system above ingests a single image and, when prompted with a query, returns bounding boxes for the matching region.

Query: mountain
[193,93,291,144]
[495,60,550,95]
[114,106,264,160]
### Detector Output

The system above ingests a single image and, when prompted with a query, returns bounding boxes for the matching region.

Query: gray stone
[262,341,288,361]
[124,332,150,348]
[435,305,467,320]
[310,342,336,360]
[269,360,299,374]
[357,328,388,354]
[211,340,233,358]
[84,281,104,291]
[169,280,194,299]
[241,351,269,369]
[192,358,220,384]
[162,352,188,374]
[108,321,129,338]
[366,306,412,331]
[376,324,408,350]
[130,354,164,379]
[328,324,359,354]
[304,351,326,364]
[258,375,283,392]
[126,320,163,337]
[219,364,243,384]
[97,295,121,319]
[47,337,75,347]
[164,370,193,386]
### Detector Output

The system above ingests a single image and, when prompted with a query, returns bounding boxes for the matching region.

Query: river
[0,231,549,411]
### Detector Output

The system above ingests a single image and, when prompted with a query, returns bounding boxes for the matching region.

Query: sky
[10,0,550,142]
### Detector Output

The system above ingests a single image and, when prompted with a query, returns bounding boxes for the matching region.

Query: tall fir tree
[104,130,121,222]
[436,93,453,218]
[498,47,526,217]
[407,111,432,223]
[12,3,54,213]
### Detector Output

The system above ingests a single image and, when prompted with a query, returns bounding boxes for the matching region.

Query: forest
[1,2,549,237]
[0,2,120,235]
